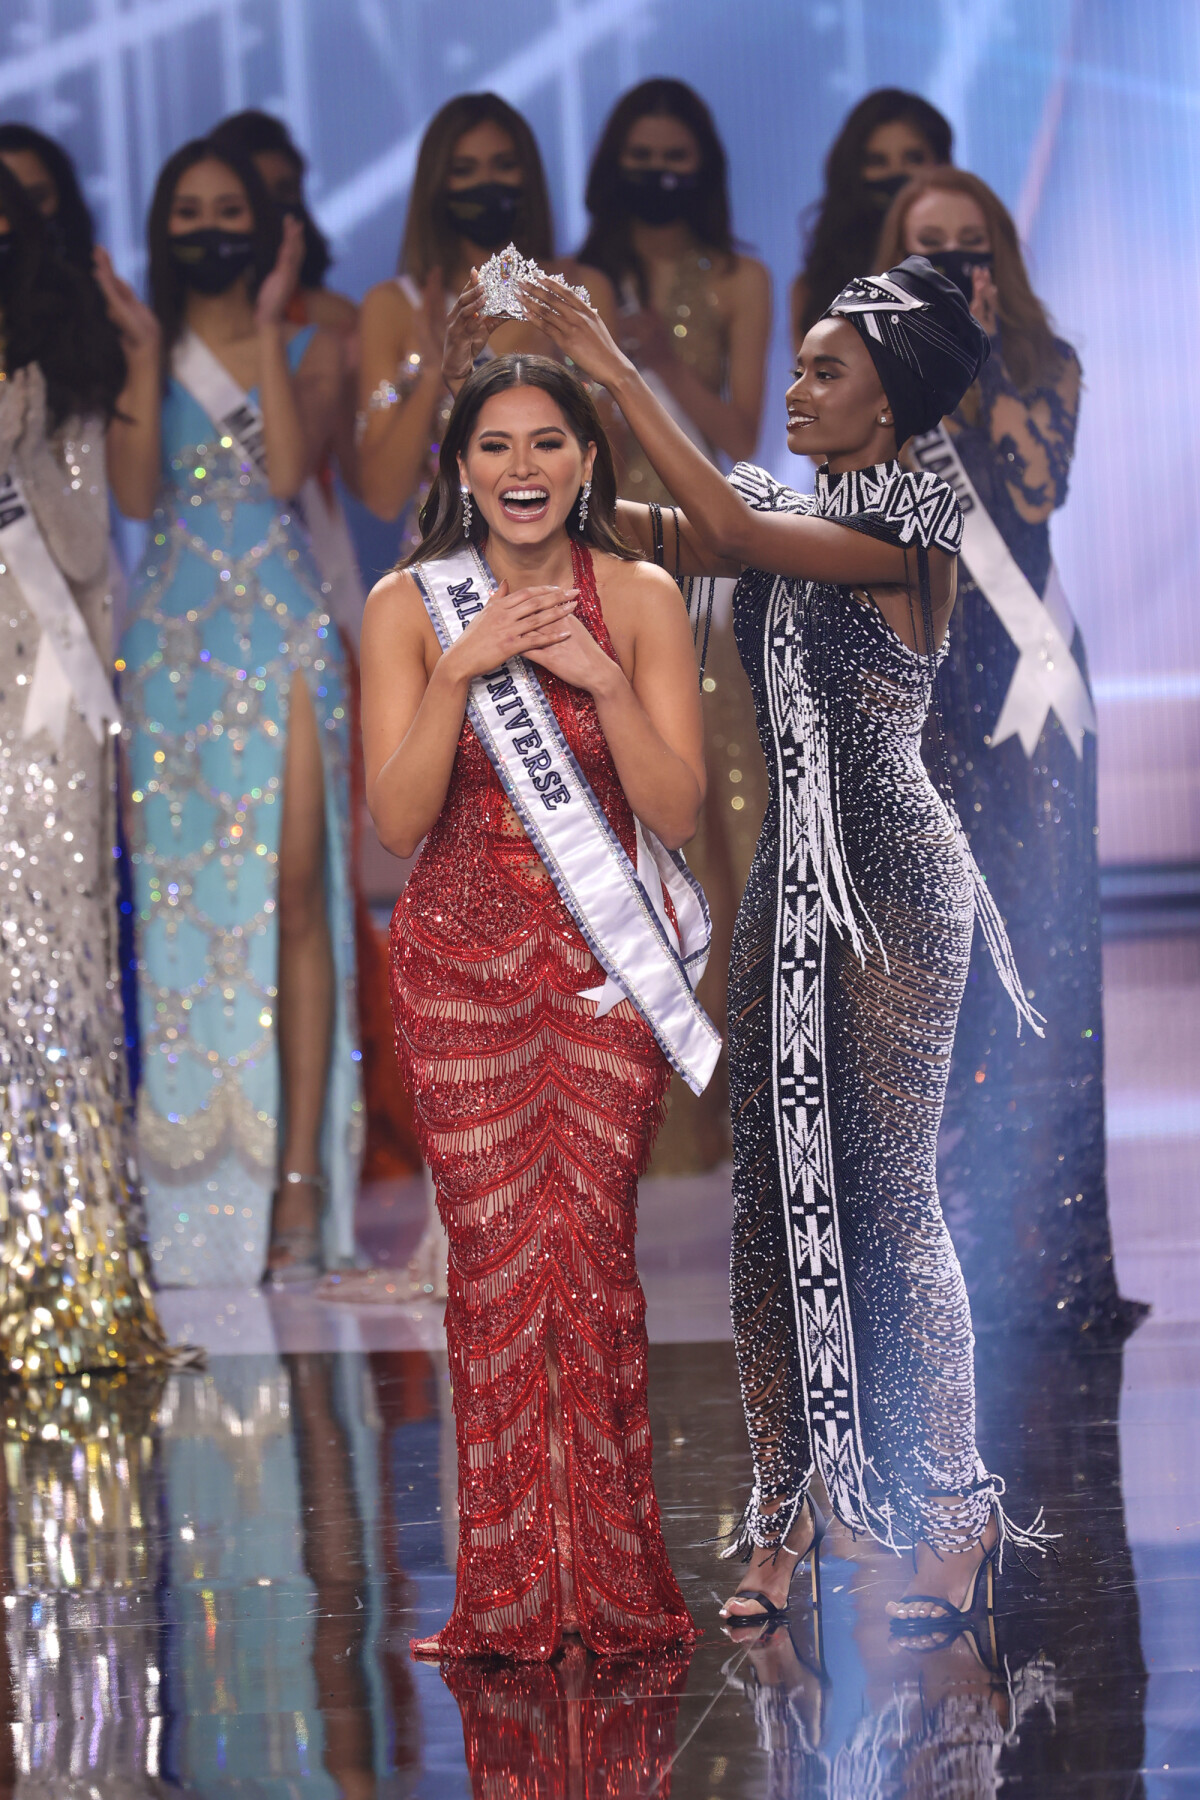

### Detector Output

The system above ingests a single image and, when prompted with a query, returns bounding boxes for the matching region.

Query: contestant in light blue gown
[121,324,362,1288]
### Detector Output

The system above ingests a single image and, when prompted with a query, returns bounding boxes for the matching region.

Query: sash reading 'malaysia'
[414,545,721,1097]
[909,423,1096,758]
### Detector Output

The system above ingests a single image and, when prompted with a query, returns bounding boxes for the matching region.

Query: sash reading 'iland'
[0,467,119,748]
[909,423,1096,757]
[413,545,721,1096]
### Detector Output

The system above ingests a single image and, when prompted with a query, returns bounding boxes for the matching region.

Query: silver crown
[478,243,591,320]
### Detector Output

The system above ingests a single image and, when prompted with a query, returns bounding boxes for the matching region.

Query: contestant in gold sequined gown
[0,362,167,1378]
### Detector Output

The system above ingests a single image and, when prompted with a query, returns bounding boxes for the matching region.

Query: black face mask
[923,248,993,304]
[442,182,523,251]
[617,167,701,227]
[169,227,256,295]
[863,172,912,208]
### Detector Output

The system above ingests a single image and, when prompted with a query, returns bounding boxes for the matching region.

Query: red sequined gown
[390,542,695,1661]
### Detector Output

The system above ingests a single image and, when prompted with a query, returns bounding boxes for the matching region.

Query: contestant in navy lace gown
[878,171,1142,1336]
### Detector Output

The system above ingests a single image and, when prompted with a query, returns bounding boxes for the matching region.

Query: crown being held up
[478,243,592,321]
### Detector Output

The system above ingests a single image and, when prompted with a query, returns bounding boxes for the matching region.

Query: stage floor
[6,934,1198,1795]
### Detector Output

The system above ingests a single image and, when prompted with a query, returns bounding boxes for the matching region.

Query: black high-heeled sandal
[719,1494,827,1625]
[888,1530,1000,1641]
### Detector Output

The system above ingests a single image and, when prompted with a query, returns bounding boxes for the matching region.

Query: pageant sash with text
[172,330,269,480]
[909,423,1096,757]
[413,546,721,1095]
[0,468,118,748]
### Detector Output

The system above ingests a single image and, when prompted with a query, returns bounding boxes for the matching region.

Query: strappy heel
[719,1493,827,1628]
[888,1527,1000,1643]
[263,1171,326,1288]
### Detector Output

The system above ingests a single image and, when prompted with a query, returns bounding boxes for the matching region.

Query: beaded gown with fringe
[390,541,695,1661]
[727,460,1044,1563]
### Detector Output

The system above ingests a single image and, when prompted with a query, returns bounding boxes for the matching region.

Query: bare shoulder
[363,568,435,645]
[361,277,411,326]
[591,552,688,629]
[727,251,770,294]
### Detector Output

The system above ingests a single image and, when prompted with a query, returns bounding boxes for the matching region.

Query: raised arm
[361,571,579,858]
[254,217,338,497]
[93,247,162,520]
[357,274,449,521]
[524,280,932,590]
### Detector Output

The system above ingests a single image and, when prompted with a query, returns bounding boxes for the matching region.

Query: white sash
[172,330,370,644]
[172,329,268,480]
[909,424,1096,758]
[413,546,721,1096]
[0,468,119,748]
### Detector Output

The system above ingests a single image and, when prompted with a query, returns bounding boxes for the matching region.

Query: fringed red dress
[390,541,695,1661]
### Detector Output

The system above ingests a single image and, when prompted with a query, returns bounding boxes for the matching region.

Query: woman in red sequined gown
[360,354,705,1661]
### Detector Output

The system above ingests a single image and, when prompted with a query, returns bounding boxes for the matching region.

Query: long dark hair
[795,89,952,340]
[0,122,96,272]
[399,94,554,284]
[0,160,125,427]
[397,355,636,570]
[208,108,333,289]
[578,79,734,305]
[875,168,1069,395]
[146,138,282,358]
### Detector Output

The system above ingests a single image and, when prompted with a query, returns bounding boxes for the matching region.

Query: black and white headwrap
[824,254,991,448]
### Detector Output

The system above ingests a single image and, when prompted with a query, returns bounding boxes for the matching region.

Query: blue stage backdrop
[1,0,1195,867]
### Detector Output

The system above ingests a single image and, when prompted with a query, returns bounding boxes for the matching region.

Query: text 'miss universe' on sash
[413,545,721,1097]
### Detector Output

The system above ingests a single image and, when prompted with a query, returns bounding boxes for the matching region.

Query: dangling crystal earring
[578,480,592,531]
[460,485,473,537]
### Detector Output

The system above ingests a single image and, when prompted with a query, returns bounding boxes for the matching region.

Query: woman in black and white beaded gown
[526,254,1045,1631]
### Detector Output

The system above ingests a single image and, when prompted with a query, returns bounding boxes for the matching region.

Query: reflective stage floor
[5,933,1199,1797]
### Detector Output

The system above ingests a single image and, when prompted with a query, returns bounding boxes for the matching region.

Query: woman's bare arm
[93,248,162,519]
[357,278,448,520]
[525,282,933,590]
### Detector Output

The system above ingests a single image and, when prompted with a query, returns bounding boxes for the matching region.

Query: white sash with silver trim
[413,546,721,1096]
[0,467,118,748]
[172,329,269,479]
[909,423,1096,757]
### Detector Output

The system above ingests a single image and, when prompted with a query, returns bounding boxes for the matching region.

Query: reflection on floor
[2,934,1197,1796]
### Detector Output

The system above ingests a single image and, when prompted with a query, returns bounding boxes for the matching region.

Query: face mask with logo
[169,227,256,295]
[923,248,993,304]
[442,183,523,251]
[617,167,701,227]
[862,171,914,209]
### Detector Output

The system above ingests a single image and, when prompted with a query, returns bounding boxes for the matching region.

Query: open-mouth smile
[499,485,550,522]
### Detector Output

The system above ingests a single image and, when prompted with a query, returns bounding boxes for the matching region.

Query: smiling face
[784,317,893,464]
[458,386,596,547]
[168,157,254,235]
[619,112,702,175]
[902,188,991,256]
